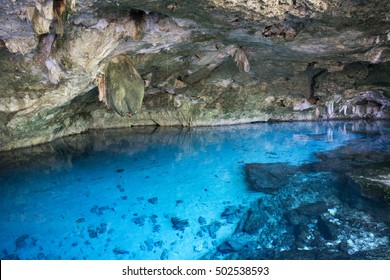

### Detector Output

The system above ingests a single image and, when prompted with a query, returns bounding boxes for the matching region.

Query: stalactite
[95,74,108,108]
[325,100,334,117]
[233,47,250,73]
[315,107,321,119]
[68,0,76,11]
[339,104,348,116]
[53,0,66,36]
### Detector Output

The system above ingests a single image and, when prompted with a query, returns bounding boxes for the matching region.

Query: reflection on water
[0,121,389,260]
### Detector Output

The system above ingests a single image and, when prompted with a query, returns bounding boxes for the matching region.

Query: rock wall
[0,0,389,150]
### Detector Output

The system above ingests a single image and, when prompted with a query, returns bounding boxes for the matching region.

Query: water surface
[0,121,389,259]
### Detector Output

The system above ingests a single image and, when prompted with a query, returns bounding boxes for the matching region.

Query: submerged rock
[171,217,189,231]
[348,163,390,204]
[245,163,298,193]
[317,215,338,241]
[242,210,269,235]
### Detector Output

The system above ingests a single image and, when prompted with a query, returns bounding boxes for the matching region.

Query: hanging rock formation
[105,55,144,116]
[0,0,389,150]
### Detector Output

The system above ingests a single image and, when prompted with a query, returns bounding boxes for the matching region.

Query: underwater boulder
[245,163,298,193]
[106,55,144,116]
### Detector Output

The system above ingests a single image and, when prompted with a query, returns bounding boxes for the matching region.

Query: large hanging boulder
[105,55,144,116]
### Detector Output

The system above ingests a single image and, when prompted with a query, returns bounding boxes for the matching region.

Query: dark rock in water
[218,233,253,254]
[90,205,114,216]
[176,200,184,205]
[317,215,338,240]
[285,210,310,226]
[88,227,98,239]
[198,216,207,225]
[148,197,158,204]
[153,225,161,232]
[293,224,311,248]
[218,242,236,254]
[15,234,29,249]
[243,210,268,234]
[97,223,107,234]
[207,221,222,239]
[160,249,169,260]
[133,215,147,226]
[296,201,329,216]
[222,206,240,223]
[144,239,154,251]
[171,217,189,231]
[245,163,298,193]
[116,168,125,173]
[76,218,85,223]
[113,248,129,255]
[117,185,125,192]
[149,214,158,224]
[348,163,390,204]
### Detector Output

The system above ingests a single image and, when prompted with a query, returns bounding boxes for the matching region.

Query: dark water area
[0,121,389,260]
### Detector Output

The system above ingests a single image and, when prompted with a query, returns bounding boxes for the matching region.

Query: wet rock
[245,163,298,193]
[153,225,161,233]
[242,210,268,234]
[171,217,189,231]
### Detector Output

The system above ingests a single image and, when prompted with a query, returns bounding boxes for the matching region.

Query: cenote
[0,120,389,260]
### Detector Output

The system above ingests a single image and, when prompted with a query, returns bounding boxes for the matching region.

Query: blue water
[0,121,389,260]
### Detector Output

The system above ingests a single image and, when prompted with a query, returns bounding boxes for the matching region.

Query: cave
[0,0,389,265]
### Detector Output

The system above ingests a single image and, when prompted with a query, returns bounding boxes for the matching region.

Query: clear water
[0,121,389,260]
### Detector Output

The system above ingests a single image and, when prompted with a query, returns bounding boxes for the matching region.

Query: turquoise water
[0,121,389,259]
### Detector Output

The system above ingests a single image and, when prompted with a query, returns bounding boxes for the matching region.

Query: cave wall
[0,0,389,150]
